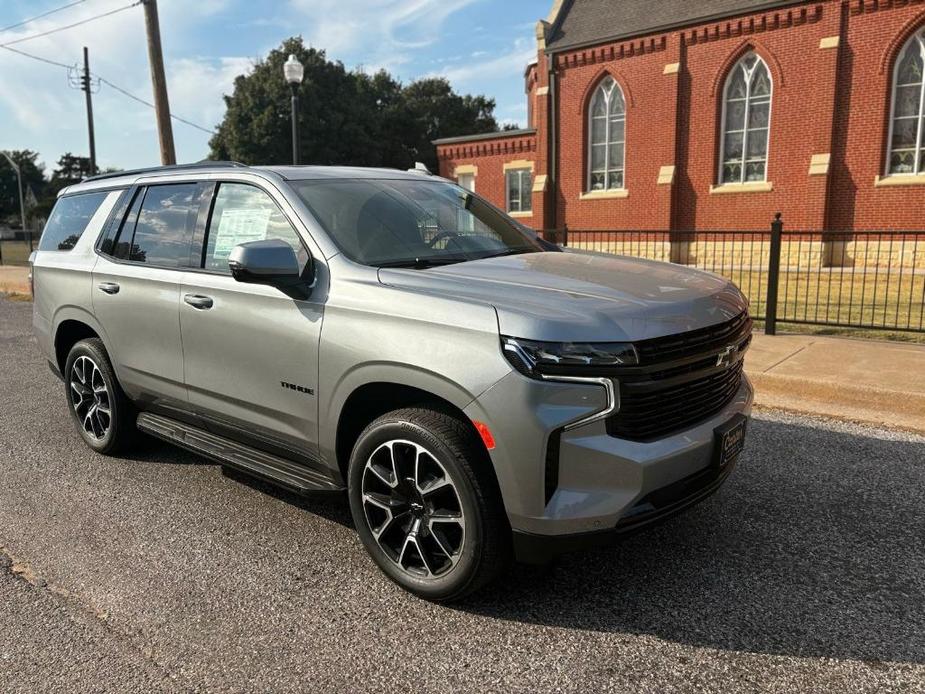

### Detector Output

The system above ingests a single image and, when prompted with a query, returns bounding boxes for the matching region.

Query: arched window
[888,30,925,176]
[719,53,772,184]
[588,76,625,191]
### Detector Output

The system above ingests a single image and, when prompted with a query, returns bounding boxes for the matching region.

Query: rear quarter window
[39,191,110,251]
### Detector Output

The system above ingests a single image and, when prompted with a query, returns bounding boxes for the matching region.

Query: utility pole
[1,151,27,254]
[141,0,176,165]
[81,47,97,176]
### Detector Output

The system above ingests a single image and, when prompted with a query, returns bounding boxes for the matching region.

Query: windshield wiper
[475,248,536,261]
[374,256,468,269]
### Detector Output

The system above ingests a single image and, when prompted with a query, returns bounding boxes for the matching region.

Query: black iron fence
[543,216,925,335]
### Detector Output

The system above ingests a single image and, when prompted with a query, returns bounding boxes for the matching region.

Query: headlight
[502,336,638,378]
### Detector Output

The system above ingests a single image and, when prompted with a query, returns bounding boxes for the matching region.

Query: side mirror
[228,239,312,299]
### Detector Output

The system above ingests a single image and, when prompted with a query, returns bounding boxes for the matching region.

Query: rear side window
[39,192,109,251]
[115,184,198,267]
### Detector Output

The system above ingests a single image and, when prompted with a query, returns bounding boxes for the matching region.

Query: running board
[136,412,343,494]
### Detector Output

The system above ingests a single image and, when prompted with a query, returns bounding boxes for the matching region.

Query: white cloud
[0,0,250,168]
[287,0,479,72]
[429,37,534,87]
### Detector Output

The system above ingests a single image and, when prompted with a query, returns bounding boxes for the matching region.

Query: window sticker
[211,208,272,261]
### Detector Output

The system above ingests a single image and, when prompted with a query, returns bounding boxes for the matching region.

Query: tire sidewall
[63,340,124,455]
[348,416,485,601]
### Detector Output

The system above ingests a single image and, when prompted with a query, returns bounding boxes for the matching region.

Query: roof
[432,128,537,146]
[545,0,809,52]
[62,163,438,195]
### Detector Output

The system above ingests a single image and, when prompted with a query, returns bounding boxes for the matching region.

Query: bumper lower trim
[512,456,739,565]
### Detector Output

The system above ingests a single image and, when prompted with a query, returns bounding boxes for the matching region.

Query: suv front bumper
[465,372,753,562]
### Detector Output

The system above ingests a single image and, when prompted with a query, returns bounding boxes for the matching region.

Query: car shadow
[122,413,924,664]
[455,417,925,665]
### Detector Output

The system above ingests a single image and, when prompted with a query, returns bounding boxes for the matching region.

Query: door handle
[184,294,214,310]
[97,282,120,295]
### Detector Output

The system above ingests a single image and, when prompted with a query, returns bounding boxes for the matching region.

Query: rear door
[178,180,325,462]
[92,182,206,413]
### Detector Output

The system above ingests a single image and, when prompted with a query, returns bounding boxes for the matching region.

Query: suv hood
[378,251,749,342]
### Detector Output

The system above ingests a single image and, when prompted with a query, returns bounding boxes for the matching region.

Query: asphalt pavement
[1,297,923,693]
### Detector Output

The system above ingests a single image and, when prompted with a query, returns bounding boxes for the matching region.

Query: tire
[63,338,137,455]
[347,407,510,601]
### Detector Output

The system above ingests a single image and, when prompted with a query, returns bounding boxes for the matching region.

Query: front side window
[720,53,772,184]
[39,191,109,251]
[888,30,925,175]
[588,76,626,191]
[203,183,307,273]
[506,168,533,213]
[117,184,198,267]
[291,177,544,268]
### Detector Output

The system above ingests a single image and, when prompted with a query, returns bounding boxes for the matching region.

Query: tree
[0,150,46,227]
[51,153,94,185]
[210,37,504,172]
[397,78,498,172]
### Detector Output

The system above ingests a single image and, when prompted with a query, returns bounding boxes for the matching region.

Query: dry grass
[0,241,33,266]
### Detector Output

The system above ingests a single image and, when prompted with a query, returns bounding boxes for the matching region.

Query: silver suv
[31,162,752,601]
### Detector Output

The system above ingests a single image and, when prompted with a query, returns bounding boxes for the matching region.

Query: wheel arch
[52,307,111,375]
[328,366,495,488]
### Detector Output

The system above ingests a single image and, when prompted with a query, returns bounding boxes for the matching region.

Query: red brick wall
[436,133,538,225]
[436,0,925,233]
[830,2,925,230]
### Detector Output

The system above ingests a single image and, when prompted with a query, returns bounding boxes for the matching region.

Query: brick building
[434,0,925,233]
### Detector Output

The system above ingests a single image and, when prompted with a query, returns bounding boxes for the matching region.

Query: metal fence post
[765,213,783,336]
[561,223,568,247]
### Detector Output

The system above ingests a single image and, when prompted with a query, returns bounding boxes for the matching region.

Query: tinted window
[291,178,543,267]
[39,191,109,251]
[128,184,197,267]
[203,183,307,273]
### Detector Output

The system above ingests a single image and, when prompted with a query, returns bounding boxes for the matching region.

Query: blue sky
[0,0,541,172]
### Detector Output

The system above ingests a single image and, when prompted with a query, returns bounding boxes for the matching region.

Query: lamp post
[1,151,27,255]
[283,54,304,165]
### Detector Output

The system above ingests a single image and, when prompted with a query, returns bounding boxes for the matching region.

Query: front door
[179,181,324,462]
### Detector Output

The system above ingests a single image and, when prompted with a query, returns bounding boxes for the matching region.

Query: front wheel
[347,407,510,601]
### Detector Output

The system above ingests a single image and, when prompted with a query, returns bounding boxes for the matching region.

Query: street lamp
[1,151,27,253]
[283,54,304,165]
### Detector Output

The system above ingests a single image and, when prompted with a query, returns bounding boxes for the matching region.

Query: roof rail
[85,160,248,183]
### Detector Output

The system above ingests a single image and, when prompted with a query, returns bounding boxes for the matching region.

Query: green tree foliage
[210,37,504,173]
[0,150,46,227]
[51,153,94,186]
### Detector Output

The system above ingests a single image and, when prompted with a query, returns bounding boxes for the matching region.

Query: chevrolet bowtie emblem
[716,345,737,368]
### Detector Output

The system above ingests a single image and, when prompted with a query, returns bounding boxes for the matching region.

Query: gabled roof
[545,0,810,53]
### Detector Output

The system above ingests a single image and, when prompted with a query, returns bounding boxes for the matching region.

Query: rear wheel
[347,407,510,601]
[64,338,137,455]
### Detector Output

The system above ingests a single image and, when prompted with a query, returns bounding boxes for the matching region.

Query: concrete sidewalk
[0,266,29,295]
[746,332,925,434]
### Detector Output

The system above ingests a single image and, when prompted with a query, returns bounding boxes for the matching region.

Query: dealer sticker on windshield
[714,414,748,468]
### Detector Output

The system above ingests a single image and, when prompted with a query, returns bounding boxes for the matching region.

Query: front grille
[634,310,751,364]
[607,312,751,441]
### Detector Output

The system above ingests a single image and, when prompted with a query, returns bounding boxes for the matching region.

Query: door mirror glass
[228,239,312,299]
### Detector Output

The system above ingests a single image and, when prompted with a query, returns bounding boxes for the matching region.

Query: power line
[0,0,91,34]
[97,77,216,134]
[0,1,141,48]
[0,44,72,69]
[0,44,217,135]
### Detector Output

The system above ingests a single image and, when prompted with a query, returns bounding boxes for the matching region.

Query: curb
[747,370,925,435]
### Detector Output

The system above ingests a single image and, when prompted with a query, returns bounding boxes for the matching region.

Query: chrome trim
[541,374,618,432]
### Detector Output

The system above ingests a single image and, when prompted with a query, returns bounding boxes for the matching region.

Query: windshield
[290,177,546,268]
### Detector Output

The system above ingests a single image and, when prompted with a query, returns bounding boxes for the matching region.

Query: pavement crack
[0,544,187,690]
[762,342,812,373]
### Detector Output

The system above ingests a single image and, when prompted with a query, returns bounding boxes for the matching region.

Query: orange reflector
[473,420,496,450]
